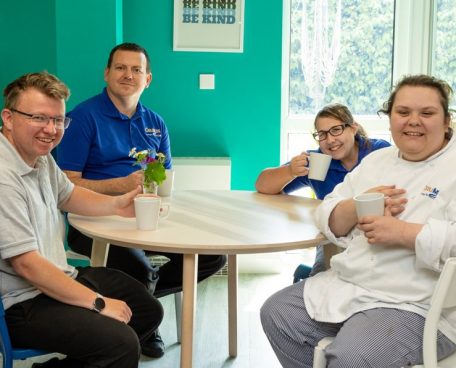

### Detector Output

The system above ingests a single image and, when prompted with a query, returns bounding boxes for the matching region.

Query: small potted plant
[129,147,166,194]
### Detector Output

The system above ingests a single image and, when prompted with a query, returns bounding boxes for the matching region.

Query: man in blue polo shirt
[58,42,226,358]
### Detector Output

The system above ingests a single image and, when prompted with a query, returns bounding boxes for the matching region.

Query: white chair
[313,257,456,368]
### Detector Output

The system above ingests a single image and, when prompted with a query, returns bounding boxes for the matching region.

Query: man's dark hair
[107,42,151,73]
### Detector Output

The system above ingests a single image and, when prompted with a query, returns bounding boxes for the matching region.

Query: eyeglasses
[10,108,71,130]
[312,123,350,142]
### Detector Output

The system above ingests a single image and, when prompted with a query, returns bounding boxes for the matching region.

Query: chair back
[0,297,15,367]
[313,258,456,368]
[423,257,456,367]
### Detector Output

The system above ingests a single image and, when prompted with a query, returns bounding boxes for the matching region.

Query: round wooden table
[69,190,324,368]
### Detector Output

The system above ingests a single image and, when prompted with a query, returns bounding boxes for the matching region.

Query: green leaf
[144,161,167,185]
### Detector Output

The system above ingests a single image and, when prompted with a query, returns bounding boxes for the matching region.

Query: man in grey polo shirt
[0,71,163,367]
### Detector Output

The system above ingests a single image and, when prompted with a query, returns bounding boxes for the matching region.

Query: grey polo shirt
[0,132,76,309]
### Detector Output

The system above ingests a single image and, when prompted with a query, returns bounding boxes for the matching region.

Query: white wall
[173,157,231,190]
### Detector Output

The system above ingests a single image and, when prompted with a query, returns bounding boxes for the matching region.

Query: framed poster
[173,0,244,53]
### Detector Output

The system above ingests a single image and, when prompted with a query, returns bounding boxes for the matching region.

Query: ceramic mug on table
[157,169,175,197]
[134,196,170,230]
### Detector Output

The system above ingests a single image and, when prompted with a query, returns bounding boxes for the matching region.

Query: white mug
[354,192,385,218]
[157,169,175,197]
[134,196,170,231]
[308,152,332,181]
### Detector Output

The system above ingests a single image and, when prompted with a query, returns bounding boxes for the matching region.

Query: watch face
[94,297,105,312]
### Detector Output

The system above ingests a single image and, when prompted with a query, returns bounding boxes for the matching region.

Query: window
[284,0,394,161]
[288,0,394,116]
[431,0,456,96]
[282,0,455,163]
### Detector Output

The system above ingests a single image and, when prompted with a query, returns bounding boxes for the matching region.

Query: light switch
[199,74,215,90]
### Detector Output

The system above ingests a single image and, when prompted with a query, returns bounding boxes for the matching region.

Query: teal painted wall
[1,0,282,190]
[55,0,122,107]
[0,0,57,106]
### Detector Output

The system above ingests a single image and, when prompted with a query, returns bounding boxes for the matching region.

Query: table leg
[180,253,198,368]
[90,239,110,267]
[228,254,238,357]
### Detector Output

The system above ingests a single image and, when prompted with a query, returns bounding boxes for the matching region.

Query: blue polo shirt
[57,88,171,180]
[283,137,390,199]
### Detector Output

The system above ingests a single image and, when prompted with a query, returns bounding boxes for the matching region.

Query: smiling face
[316,116,359,166]
[1,88,65,167]
[390,86,450,161]
[104,49,152,104]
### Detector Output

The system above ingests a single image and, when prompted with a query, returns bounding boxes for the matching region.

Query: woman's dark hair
[314,103,370,148]
[378,74,454,140]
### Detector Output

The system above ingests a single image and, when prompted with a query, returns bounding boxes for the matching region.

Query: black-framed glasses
[312,123,350,142]
[10,108,71,130]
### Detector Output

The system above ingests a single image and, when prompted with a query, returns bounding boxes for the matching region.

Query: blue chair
[293,264,312,283]
[0,298,51,368]
[293,241,340,283]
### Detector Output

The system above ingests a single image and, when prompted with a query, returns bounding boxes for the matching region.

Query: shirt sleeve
[415,199,456,271]
[283,176,310,193]
[314,172,358,248]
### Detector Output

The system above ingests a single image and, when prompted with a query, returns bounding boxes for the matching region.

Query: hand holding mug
[288,152,310,178]
[364,185,407,217]
[357,211,420,249]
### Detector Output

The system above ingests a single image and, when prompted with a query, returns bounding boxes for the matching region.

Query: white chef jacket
[305,135,456,344]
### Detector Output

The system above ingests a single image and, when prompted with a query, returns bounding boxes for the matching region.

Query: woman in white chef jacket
[260,74,456,368]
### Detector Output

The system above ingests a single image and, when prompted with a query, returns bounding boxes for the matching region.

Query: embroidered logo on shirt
[421,185,439,199]
[145,128,161,137]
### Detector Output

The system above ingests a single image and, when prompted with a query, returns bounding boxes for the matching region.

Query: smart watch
[92,293,105,313]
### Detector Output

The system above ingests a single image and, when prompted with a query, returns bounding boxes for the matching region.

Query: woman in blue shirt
[256,103,390,275]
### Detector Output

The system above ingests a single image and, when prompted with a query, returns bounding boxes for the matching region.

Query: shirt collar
[100,87,145,121]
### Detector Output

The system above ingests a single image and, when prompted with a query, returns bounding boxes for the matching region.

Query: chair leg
[0,336,13,368]
[3,355,13,368]
[313,337,334,368]
[174,292,182,343]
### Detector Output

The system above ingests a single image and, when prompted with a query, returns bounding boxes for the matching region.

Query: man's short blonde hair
[3,71,70,109]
